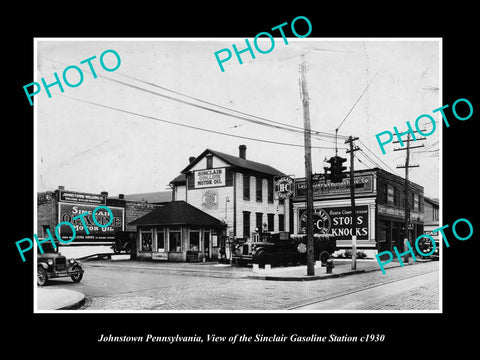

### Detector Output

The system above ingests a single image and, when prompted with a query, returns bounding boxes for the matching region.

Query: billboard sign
[58,203,124,242]
[299,205,369,240]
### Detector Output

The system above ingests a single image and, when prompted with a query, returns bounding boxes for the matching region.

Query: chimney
[239,145,247,159]
[189,156,196,163]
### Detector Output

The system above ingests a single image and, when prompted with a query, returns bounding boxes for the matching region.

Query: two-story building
[132,145,290,262]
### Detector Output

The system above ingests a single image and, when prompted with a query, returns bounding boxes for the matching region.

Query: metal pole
[300,55,315,276]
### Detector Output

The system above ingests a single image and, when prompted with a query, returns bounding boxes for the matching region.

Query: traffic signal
[327,155,347,183]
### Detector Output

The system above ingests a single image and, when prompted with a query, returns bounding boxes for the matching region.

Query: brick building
[291,168,424,255]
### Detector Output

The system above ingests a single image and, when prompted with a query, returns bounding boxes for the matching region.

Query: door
[204,231,210,260]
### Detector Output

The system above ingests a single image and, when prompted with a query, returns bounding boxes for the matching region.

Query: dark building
[291,168,424,255]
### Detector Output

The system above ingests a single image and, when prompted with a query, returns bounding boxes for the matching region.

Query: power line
[41,57,348,142]
[62,95,345,150]
[116,71,347,141]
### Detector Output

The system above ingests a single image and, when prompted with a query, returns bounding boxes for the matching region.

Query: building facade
[37,186,163,258]
[160,145,290,261]
[170,145,290,239]
[291,168,424,254]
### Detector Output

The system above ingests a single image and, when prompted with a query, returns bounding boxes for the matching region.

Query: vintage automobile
[37,242,84,286]
[111,231,136,254]
[233,231,337,267]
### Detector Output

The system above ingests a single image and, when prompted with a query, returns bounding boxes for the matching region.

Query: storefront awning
[129,200,224,228]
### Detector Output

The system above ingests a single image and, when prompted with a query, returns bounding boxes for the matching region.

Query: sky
[35,38,440,199]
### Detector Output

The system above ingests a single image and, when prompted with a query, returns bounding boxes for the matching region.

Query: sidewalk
[246,258,434,281]
[37,287,85,310]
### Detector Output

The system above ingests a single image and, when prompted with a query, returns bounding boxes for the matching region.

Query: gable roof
[129,200,224,227]
[180,148,285,176]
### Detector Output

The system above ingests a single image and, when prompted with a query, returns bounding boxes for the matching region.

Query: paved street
[44,259,440,311]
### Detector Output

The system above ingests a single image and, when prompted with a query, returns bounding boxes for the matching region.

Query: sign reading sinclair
[194,168,226,188]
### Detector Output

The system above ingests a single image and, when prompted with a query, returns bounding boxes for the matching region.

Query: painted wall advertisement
[58,203,124,242]
[194,168,226,188]
[299,205,369,241]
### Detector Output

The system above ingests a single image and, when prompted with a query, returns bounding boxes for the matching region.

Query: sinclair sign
[58,203,124,242]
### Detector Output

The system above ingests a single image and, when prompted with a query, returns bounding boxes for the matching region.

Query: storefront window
[157,227,165,251]
[190,230,200,251]
[169,227,182,252]
[141,229,152,252]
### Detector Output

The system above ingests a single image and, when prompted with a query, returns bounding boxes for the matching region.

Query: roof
[116,191,172,204]
[180,148,286,176]
[129,201,224,227]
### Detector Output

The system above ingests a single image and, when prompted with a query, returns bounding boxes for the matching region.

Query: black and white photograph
[7,6,478,353]
[33,37,441,312]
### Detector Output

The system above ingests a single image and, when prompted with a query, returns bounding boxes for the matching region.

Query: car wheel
[70,264,83,283]
[125,243,132,254]
[319,251,330,265]
[113,246,121,254]
[37,267,48,286]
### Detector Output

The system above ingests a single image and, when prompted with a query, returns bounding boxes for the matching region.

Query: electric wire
[61,94,345,150]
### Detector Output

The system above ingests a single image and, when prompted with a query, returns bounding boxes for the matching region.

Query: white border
[33,37,442,314]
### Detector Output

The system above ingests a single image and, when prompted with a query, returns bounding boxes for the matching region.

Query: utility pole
[394,132,425,261]
[299,54,315,276]
[345,136,360,270]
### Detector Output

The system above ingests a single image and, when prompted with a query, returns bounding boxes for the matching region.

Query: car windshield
[38,242,59,254]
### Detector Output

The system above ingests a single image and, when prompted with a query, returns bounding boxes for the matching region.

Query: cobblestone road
[78,260,439,311]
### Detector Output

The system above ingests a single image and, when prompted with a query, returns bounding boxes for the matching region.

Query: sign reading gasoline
[299,205,369,240]
[194,168,226,188]
[58,203,124,242]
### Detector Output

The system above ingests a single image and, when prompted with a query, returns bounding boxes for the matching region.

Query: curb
[245,258,436,281]
[37,288,86,311]
[246,269,367,281]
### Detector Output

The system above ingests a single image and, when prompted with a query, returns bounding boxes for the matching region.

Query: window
[267,213,274,232]
[141,228,153,252]
[156,227,165,251]
[256,177,263,202]
[243,211,250,239]
[190,229,200,251]
[267,178,273,203]
[169,227,182,252]
[256,212,263,231]
[413,193,419,211]
[243,174,250,200]
[279,214,285,231]
[394,187,400,206]
[387,185,394,205]
[206,154,213,169]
